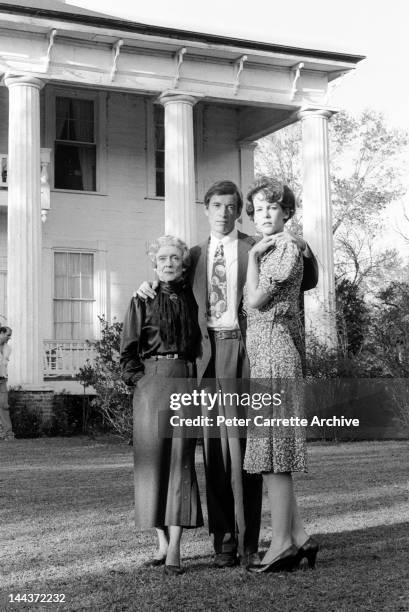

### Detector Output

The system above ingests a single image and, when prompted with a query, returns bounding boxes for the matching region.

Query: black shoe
[143,557,166,567]
[251,545,298,573]
[164,564,185,576]
[240,552,261,570]
[214,552,238,568]
[296,537,319,570]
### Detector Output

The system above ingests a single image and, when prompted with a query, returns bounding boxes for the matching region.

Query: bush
[9,393,43,438]
[47,393,105,436]
[77,316,133,440]
[8,390,106,438]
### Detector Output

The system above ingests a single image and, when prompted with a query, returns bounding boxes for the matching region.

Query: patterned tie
[208,242,227,319]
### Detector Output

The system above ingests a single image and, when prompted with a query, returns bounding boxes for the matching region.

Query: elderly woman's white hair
[147,235,191,270]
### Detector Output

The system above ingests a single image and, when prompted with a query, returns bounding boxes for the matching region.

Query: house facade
[0,1,363,393]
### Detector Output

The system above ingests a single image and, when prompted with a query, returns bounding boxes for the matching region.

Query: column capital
[297,107,335,122]
[158,90,202,107]
[4,74,45,90]
[238,140,258,151]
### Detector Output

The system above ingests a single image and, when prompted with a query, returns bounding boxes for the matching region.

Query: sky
[69,0,409,254]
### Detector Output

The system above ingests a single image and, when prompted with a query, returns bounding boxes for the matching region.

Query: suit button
[204,334,209,339]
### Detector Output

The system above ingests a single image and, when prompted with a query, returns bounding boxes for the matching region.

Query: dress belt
[208,329,240,340]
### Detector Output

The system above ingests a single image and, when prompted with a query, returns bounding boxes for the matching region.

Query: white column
[238,141,257,235]
[5,75,44,385]
[298,108,337,349]
[159,92,198,247]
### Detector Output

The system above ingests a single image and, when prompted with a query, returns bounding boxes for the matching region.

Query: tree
[336,278,369,355]
[255,109,409,291]
[329,110,408,234]
[394,203,409,246]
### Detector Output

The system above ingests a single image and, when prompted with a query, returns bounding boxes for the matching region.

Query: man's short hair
[0,326,11,334]
[204,180,243,215]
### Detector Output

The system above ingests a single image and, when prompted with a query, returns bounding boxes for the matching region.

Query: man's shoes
[214,552,238,568]
[164,564,185,576]
[240,552,261,570]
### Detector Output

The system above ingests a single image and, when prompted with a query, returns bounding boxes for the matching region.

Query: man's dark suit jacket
[188,231,318,382]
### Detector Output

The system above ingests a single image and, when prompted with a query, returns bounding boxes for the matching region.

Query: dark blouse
[120,280,200,386]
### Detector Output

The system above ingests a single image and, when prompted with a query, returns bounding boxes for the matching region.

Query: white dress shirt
[207,229,239,330]
[0,343,11,378]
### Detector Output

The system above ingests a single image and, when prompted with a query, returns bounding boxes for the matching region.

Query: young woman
[243,177,319,573]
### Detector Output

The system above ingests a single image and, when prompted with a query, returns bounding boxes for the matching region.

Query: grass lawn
[1,437,409,611]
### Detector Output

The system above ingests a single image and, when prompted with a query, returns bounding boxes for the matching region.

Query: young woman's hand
[249,235,277,259]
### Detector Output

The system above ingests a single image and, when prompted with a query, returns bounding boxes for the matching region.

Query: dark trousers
[202,332,262,556]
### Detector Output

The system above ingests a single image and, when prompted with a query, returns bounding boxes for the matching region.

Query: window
[147,101,202,201]
[154,105,165,197]
[53,252,94,340]
[54,97,96,191]
[0,270,6,319]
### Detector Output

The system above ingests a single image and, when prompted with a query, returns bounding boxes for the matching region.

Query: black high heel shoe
[164,564,185,576]
[296,537,319,570]
[251,544,298,573]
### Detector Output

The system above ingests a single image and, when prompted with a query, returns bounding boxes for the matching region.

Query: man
[137,180,317,568]
[0,326,14,440]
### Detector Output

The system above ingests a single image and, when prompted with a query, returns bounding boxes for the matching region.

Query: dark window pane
[154,105,165,197]
[154,104,164,125]
[56,97,94,142]
[155,150,164,171]
[1,157,7,184]
[156,171,164,197]
[55,143,96,191]
[155,124,165,150]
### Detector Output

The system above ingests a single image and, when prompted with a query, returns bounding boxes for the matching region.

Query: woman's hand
[249,235,277,259]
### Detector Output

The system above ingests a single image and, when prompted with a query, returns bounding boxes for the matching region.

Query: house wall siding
[0,89,248,332]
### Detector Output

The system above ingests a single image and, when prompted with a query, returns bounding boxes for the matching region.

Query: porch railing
[43,340,96,377]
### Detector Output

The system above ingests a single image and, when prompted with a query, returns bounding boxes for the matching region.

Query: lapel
[237,231,254,302]
[237,234,248,300]
[192,231,254,309]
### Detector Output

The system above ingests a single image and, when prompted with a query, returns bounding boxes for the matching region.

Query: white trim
[50,242,108,341]
[45,85,107,195]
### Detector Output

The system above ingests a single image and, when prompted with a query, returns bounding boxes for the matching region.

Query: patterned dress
[243,240,307,474]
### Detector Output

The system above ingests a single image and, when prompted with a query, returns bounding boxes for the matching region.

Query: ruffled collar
[158,279,189,296]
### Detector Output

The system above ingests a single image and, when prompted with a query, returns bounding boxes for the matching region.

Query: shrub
[77,316,133,440]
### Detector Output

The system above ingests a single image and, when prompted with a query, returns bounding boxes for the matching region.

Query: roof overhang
[0,1,365,131]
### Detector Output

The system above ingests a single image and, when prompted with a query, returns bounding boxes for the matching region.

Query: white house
[0,0,363,394]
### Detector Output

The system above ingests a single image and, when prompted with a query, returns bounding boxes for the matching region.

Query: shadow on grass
[3,523,409,612]
[2,439,409,611]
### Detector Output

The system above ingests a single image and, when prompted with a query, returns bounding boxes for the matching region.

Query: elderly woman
[243,176,319,573]
[120,235,203,576]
